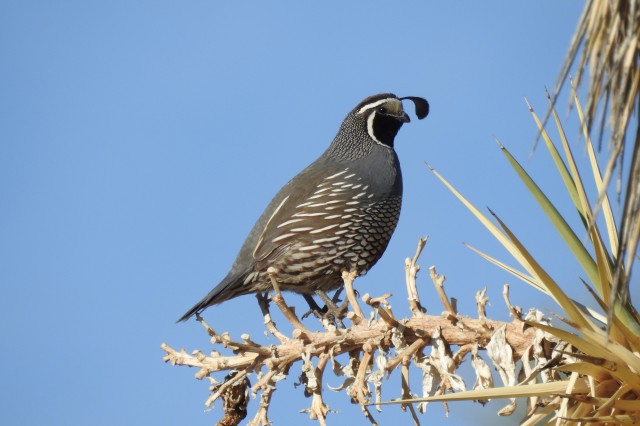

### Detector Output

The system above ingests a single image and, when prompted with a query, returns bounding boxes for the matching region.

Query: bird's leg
[303,294,324,312]
[302,294,325,319]
[330,287,344,305]
[301,292,346,329]
[302,290,347,328]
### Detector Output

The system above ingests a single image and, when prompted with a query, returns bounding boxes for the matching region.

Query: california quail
[178,93,429,322]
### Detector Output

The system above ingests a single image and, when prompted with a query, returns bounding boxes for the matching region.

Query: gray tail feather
[176,274,244,322]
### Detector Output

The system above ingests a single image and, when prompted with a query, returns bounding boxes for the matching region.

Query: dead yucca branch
[162,238,554,425]
[554,0,639,151]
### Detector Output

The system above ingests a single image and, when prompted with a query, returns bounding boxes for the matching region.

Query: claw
[302,292,348,328]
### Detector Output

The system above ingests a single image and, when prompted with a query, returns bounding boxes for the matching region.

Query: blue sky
[2,1,630,425]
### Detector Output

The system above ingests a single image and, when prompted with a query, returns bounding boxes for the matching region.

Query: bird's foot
[302,306,347,329]
[318,289,351,323]
[322,302,348,329]
[302,293,347,329]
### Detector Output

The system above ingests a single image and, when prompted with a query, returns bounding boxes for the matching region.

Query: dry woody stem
[162,238,554,425]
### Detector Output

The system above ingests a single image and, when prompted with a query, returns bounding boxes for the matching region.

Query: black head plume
[400,96,429,120]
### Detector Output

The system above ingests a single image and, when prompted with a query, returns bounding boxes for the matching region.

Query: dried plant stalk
[162,238,553,425]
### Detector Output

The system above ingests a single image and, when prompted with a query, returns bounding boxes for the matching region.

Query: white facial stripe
[357,98,396,115]
[367,113,382,144]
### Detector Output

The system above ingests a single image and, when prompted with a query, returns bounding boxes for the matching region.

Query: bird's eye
[377,107,387,114]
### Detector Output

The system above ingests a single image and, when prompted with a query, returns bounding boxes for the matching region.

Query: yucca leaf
[572,90,619,255]
[572,85,640,339]
[546,88,616,303]
[527,97,582,217]
[555,361,611,378]
[527,321,640,392]
[612,302,640,351]
[561,392,640,412]
[489,210,595,330]
[426,163,536,278]
[429,162,595,330]
[373,379,590,405]
[463,242,542,291]
[563,415,640,423]
[580,327,640,374]
[498,142,602,295]
[523,321,616,364]
[465,243,607,324]
[591,219,614,308]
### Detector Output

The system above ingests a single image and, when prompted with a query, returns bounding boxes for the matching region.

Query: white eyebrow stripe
[357,98,396,114]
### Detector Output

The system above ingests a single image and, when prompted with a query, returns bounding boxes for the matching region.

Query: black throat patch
[372,113,404,147]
